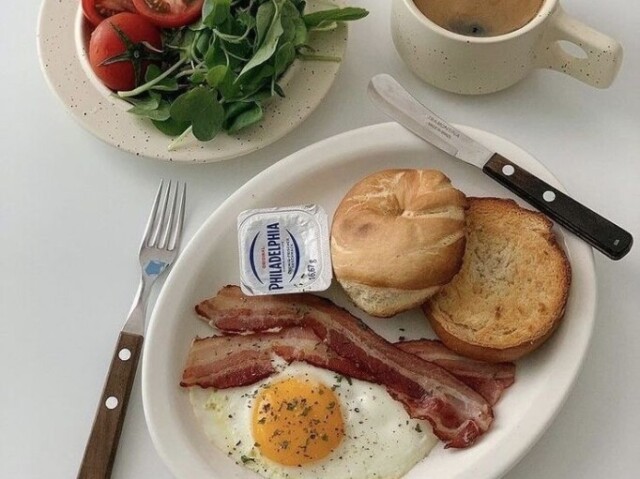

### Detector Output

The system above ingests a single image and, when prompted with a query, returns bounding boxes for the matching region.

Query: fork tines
[143,180,186,251]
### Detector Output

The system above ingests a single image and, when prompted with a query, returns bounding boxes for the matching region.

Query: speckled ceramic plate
[36,1,347,163]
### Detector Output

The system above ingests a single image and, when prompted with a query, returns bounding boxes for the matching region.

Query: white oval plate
[142,123,596,479]
[36,0,347,163]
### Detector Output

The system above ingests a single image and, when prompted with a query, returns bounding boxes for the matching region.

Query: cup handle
[535,6,623,88]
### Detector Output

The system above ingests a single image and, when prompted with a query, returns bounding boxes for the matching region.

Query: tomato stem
[102,22,164,87]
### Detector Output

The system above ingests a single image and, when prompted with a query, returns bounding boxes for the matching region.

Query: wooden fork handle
[78,332,144,479]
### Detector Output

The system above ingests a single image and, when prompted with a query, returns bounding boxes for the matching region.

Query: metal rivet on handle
[118,348,131,361]
[105,396,119,410]
[502,165,515,176]
[543,191,556,202]
[502,165,516,176]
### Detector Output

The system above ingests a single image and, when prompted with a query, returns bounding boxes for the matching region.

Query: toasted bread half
[424,197,571,362]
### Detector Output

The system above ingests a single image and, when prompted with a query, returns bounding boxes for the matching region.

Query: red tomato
[82,0,138,27]
[132,0,204,28]
[89,12,163,91]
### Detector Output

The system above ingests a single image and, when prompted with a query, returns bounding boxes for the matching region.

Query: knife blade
[368,74,633,260]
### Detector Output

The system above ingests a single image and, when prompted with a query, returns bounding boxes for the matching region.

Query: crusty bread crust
[338,279,442,318]
[331,169,467,317]
[424,197,571,362]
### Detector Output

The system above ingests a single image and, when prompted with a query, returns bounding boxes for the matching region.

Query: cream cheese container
[237,204,332,295]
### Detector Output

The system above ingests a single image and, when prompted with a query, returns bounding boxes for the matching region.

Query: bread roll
[331,169,467,317]
[424,197,571,362]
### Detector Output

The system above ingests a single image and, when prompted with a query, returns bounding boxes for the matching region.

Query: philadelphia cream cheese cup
[237,204,332,295]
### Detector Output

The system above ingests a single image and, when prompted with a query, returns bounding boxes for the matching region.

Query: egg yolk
[251,378,345,466]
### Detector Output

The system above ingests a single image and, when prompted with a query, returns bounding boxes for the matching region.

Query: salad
[83,0,368,148]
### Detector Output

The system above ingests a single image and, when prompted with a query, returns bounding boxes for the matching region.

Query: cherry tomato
[82,0,138,27]
[89,12,163,91]
[132,0,204,28]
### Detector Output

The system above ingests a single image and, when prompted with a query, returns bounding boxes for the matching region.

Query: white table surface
[2,1,639,478]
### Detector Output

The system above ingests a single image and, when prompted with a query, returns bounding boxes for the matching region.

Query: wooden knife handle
[77,332,144,479]
[483,153,633,260]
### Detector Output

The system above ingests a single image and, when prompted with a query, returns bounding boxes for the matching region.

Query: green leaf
[255,1,276,49]
[303,7,369,29]
[239,0,284,78]
[281,0,305,44]
[227,102,263,133]
[224,39,253,63]
[218,69,240,98]
[144,65,180,92]
[274,41,295,76]
[239,88,274,103]
[273,82,285,97]
[224,101,255,126]
[308,20,337,31]
[203,0,231,27]
[201,0,215,20]
[292,16,307,46]
[239,63,275,93]
[195,30,212,58]
[125,94,159,111]
[177,29,198,56]
[152,117,191,137]
[129,99,171,121]
[204,38,227,68]
[170,87,224,141]
[206,65,229,87]
[144,64,162,82]
[291,0,306,14]
[151,81,179,93]
[187,17,207,31]
[236,10,256,30]
[280,7,296,43]
[189,71,206,84]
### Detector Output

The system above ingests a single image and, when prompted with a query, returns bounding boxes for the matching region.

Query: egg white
[190,361,438,479]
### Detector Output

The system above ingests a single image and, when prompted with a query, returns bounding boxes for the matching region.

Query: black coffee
[413,0,545,37]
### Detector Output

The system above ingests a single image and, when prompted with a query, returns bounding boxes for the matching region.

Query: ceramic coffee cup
[391,0,623,94]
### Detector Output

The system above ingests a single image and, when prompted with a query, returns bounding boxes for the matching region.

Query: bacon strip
[181,327,374,388]
[395,340,515,406]
[181,330,513,404]
[182,330,513,401]
[194,286,493,448]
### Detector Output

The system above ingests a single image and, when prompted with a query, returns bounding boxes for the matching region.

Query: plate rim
[36,0,348,163]
[142,122,596,479]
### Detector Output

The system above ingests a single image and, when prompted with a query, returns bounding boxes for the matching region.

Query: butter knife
[368,74,633,260]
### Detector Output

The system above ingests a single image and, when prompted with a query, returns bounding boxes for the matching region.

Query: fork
[78,180,186,479]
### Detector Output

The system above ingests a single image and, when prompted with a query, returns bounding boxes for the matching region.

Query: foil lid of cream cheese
[237,204,332,295]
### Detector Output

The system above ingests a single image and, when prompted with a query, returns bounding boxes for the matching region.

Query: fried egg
[190,361,438,479]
